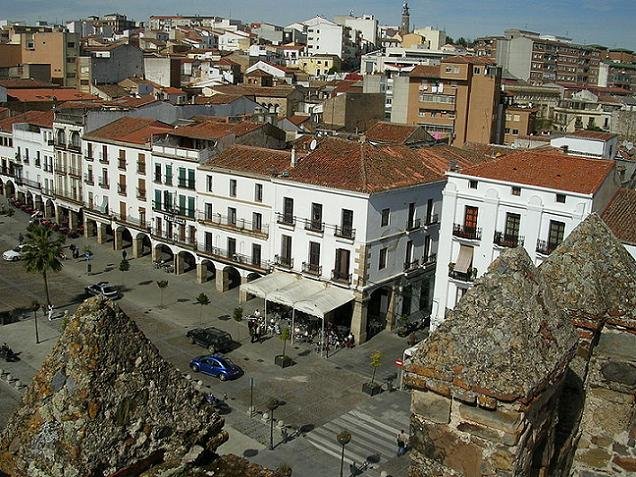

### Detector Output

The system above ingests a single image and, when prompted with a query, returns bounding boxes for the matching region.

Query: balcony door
[335,248,350,279]
[548,220,565,248]
[504,213,521,240]
[309,242,320,270]
[119,201,126,221]
[464,206,478,232]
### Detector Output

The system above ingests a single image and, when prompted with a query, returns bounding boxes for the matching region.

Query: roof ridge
[359,142,369,193]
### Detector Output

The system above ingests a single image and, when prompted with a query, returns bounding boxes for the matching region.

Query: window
[341,209,353,236]
[229,179,237,197]
[309,242,321,267]
[505,128,511,133]
[206,175,213,192]
[512,186,521,196]
[407,202,416,229]
[469,179,478,189]
[379,248,387,270]
[513,114,520,122]
[423,235,431,260]
[283,197,294,223]
[512,129,519,135]
[280,235,292,265]
[228,207,237,225]
[405,240,413,265]
[556,193,566,203]
[252,244,262,266]
[311,203,322,229]
[464,206,478,231]
[548,220,565,247]
[334,248,350,281]
[137,153,145,174]
[253,212,262,231]
[381,208,390,227]
[205,203,213,220]
[165,165,172,185]
[255,183,263,202]
[154,164,161,183]
[504,213,521,238]
[227,238,236,256]
[187,197,195,218]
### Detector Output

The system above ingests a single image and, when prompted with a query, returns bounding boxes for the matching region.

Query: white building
[303,16,356,62]
[360,46,454,75]
[431,148,619,329]
[549,130,618,159]
[334,13,378,50]
[413,27,447,51]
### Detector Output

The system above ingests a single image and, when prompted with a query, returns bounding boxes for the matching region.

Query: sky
[5,0,636,50]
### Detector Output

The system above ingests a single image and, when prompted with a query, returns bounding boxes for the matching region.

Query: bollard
[13,379,22,389]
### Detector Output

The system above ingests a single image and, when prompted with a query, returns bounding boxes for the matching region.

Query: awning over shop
[455,245,474,274]
[239,272,298,299]
[267,279,325,307]
[295,286,355,319]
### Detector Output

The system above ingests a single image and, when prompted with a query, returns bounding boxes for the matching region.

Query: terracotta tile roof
[103,95,158,108]
[6,88,99,103]
[463,149,615,194]
[287,114,311,126]
[0,79,54,88]
[84,117,173,146]
[602,188,636,245]
[162,87,185,95]
[410,145,493,175]
[202,145,291,176]
[246,69,273,78]
[285,138,445,193]
[462,142,516,158]
[0,110,54,132]
[170,120,263,140]
[93,84,129,98]
[211,84,299,98]
[365,122,420,144]
[193,94,246,105]
[409,65,441,77]
[567,129,617,141]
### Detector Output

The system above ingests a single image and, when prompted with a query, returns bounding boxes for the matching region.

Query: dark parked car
[186,327,233,353]
[85,282,120,300]
[190,355,243,381]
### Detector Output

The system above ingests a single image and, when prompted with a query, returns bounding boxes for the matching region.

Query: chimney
[561,145,569,154]
[290,147,297,167]
[448,159,459,172]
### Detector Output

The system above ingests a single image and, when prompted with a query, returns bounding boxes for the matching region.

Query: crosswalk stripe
[303,431,369,465]
[350,410,405,435]
[319,423,389,461]
[333,416,396,455]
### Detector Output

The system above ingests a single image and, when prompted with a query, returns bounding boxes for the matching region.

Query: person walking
[397,430,409,456]
[248,319,256,343]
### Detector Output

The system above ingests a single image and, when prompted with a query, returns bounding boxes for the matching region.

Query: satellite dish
[309,139,317,150]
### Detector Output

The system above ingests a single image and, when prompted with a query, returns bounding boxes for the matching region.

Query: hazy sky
[6,0,636,49]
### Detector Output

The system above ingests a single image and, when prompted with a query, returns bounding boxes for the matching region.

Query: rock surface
[0,297,228,477]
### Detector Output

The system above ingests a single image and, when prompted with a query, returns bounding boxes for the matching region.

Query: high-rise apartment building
[391,56,503,146]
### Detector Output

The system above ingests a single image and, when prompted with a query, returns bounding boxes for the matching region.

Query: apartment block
[391,56,503,146]
[502,106,537,145]
[431,148,618,328]
[20,30,80,87]
[77,43,145,93]
[496,29,601,86]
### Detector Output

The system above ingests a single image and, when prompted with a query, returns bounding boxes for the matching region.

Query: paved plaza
[0,204,413,477]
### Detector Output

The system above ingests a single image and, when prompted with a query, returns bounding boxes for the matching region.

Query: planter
[275,355,294,368]
[362,382,382,396]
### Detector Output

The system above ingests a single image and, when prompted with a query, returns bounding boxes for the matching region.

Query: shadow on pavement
[243,449,259,458]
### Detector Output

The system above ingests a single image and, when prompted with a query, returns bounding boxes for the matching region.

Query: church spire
[400,1,410,35]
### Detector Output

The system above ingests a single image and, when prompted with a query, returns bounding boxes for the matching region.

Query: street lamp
[266,398,280,450]
[337,430,351,477]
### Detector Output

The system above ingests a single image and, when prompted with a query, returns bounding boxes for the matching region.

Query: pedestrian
[122,249,127,260]
[256,322,263,343]
[248,319,256,343]
[397,430,408,456]
[253,308,261,318]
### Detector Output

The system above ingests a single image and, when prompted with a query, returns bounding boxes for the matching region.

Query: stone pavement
[0,207,413,476]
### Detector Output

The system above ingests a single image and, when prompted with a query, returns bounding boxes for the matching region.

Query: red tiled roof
[365,122,420,144]
[193,94,247,105]
[602,188,636,245]
[170,120,263,140]
[84,117,172,146]
[104,95,158,108]
[411,145,493,175]
[463,149,615,194]
[0,79,54,89]
[211,84,298,98]
[202,145,291,176]
[285,138,445,193]
[246,69,273,78]
[6,88,99,103]
[287,114,310,126]
[162,87,185,95]
[567,129,617,141]
[0,110,54,132]
[409,65,441,78]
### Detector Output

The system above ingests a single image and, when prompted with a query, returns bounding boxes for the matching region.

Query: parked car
[190,355,243,381]
[2,244,27,262]
[186,327,233,353]
[85,282,121,300]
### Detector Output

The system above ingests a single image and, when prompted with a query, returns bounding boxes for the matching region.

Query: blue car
[190,355,243,381]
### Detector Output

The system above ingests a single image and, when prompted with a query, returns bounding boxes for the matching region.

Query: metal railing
[98,154,109,164]
[15,177,41,189]
[84,153,94,161]
[153,174,162,184]
[494,232,524,248]
[68,166,81,177]
[275,255,294,269]
[118,160,126,170]
[136,188,146,200]
[406,218,421,231]
[453,224,482,240]
[98,179,109,189]
[536,239,559,255]
[151,227,197,248]
[404,259,420,272]
[303,219,324,233]
[331,269,352,285]
[448,263,477,282]
[276,212,296,227]
[421,253,437,267]
[137,163,146,174]
[334,225,355,240]
[425,213,439,226]
[112,213,149,230]
[84,174,94,185]
[151,201,195,219]
[68,143,81,152]
[197,243,270,270]
[302,262,322,276]
[177,178,195,189]
[197,211,269,235]
[118,184,127,195]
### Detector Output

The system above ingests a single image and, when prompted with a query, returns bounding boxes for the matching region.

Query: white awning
[267,278,324,307]
[295,286,355,319]
[239,272,298,299]
[455,245,474,274]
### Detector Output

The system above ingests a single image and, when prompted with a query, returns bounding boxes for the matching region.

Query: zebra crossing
[303,409,408,476]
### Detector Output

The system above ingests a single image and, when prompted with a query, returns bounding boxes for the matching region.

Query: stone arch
[56,128,66,145]
[114,225,133,251]
[0,177,4,196]
[220,265,241,292]
[153,242,175,264]
[132,232,152,258]
[199,258,216,283]
[367,285,393,340]
[44,198,56,219]
[70,131,81,148]
[176,249,197,275]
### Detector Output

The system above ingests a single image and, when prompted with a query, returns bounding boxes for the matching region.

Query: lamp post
[337,430,351,477]
[266,398,279,450]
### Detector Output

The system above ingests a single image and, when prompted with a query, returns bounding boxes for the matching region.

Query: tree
[195,292,210,324]
[119,258,130,272]
[22,224,65,307]
[156,280,168,308]
[369,351,382,386]
[32,301,40,344]
[279,327,291,358]
[233,307,243,340]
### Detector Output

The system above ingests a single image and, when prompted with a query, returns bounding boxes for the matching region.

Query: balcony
[331,269,352,285]
[302,262,322,276]
[164,176,173,186]
[68,166,81,178]
[404,259,420,272]
[54,141,67,149]
[152,201,194,219]
[421,253,437,267]
[112,214,149,231]
[153,174,162,184]
[118,160,126,170]
[151,227,197,249]
[177,178,195,190]
[536,239,560,256]
[68,143,81,153]
[453,224,481,241]
[84,174,94,185]
[118,184,127,196]
[137,163,146,174]
[276,212,296,227]
[448,263,477,282]
[425,213,439,226]
[84,153,94,162]
[303,219,324,233]
[406,218,421,231]
[275,255,294,269]
[47,139,54,146]
[98,179,109,189]
[198,243,270,271]
[334,225,355,240]
[494,232,524,248]
[197,212,269,237]
[98,154,109,164]
[15,177,41,189]
[136,188,146,200]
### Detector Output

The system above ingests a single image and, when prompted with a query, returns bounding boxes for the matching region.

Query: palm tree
[22,225,65,307]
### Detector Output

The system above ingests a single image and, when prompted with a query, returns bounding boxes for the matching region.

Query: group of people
[247,309,265,343]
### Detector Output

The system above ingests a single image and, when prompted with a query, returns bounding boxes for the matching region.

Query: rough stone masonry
[404,214,636,476]
[0,297,279,477]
